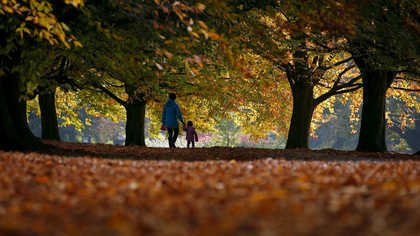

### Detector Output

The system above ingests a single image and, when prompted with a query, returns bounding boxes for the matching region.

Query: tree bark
[124,98,146,146]
[356,69,394,152]
[286,81,315,149]
[0,75,44,150]
[39,88,60,141]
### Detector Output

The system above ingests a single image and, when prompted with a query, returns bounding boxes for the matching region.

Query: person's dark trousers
[187,140,195,148]
[167,127,179,148]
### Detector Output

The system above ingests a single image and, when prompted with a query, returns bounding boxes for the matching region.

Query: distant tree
[214,119,241,147]
[282,0,420,152]
[234,5,363,149]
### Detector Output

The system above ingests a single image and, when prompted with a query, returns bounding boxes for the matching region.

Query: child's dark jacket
[184,126,198,142]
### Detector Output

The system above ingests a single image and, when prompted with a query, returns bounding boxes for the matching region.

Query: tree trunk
[286,81,315,149]
[0,75,44,150]
[39,88,60,141]
[125,99,146,146]
[356,70,394,152]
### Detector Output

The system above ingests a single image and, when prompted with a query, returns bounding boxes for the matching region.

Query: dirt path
[43,140,419,162]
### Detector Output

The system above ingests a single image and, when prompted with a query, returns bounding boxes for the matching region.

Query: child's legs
[187,140,191,148]
[191,140,195,148]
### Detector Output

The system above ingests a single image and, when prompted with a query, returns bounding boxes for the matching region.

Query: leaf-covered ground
[1,142,419,235]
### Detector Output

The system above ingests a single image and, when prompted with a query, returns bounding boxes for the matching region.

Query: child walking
[183,121,198,148]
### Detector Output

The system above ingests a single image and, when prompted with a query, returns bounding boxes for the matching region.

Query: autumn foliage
[0,142,419,235]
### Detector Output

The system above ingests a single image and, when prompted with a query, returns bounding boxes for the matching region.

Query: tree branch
[285,63,295,88]
[331,64,356,89]
[314,84,362,106]
[391,87,420,92]
[314,80,330,88]
[314,73,362,106]
[393,77,420,82]
[103,79,125,88]
[334,75,362,90]
[322,57,353,70]
[279,9,290,22]
[94,83,127,107]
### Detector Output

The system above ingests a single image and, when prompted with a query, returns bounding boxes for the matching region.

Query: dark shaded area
[31,141,420,162]
[0,76,46,151]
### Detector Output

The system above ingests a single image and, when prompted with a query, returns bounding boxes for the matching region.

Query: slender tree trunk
[0,75,43,150]
[39,88,60,140]
[125,99,146,146]
[356,70,394,152]
[286,81,315,149]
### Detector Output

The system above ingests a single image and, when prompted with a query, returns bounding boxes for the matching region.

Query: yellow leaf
[196,3,206,12]
[61,22,70,31]
[73,40,83,47]
[4,6,13,13]
[191,31,200,38]
[63,40,70,48]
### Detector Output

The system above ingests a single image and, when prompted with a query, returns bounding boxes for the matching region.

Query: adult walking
[162,93,185,148]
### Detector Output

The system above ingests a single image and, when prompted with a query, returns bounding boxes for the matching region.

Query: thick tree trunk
[286,81,315,149]
[356,70,394,152]
[125,99,146,146]
[39,88,60,141]
[0,75,44,150]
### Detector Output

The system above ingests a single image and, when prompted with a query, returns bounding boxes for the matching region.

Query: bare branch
[391,87,420,92]
[314,84,362,106]
[314,81,330,88]
[334,75,362,90]
[94,83,127,107]
[331,64,356,88]
[314,73,362,107]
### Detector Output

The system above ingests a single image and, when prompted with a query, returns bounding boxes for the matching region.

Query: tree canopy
[0,0,419,152]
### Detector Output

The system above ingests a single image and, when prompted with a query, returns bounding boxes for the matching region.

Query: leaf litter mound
[0,141,419,235]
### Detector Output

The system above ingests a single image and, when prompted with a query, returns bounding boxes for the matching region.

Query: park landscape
[0,0,420,235]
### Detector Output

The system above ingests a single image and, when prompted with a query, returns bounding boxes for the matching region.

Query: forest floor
[0,141,419,235]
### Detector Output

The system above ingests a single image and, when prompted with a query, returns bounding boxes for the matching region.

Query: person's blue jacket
[162,99,184,128]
